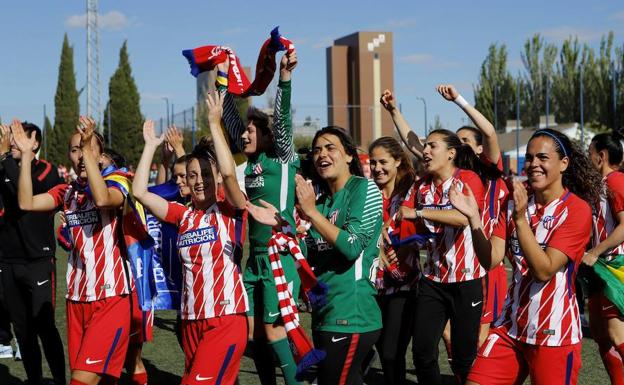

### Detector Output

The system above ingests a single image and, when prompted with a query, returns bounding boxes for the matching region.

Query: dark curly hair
[529,129,602,208]
[368,136,416,200]
[310,126,363,194]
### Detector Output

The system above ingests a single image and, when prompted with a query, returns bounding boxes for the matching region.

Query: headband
[532,130,569,158]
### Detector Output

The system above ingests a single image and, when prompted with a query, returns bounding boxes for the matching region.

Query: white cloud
[400,53,459,69]
[385,18,417,29]
[610,10,624,21]
[220,27,246,36]
[65,10,131,31]
[312,37,335,50]
[539,26,603,43]
[400,53,434,65]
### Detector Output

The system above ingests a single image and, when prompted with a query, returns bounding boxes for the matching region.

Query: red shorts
[66,295,131,378]
[467,326,581,385]
[481,263,508,324]
[589,290,623,321]
[181,314,247,385]
[130,290,154,344]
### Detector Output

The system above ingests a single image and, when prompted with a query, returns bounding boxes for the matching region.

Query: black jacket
[0,155,62,262]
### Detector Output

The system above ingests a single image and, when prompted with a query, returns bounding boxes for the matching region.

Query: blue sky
[1,0,623,138]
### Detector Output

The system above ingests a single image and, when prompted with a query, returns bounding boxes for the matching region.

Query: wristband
[415,209,423,219]
[454,95,469,108]
[216,75,228,87]
[217,70,228,78]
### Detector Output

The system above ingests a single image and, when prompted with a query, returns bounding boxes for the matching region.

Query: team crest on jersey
[542,215,556,230]
[252,163,263,175]
[328,209,340,224]
[177,226,217,248]
[66,209,100,227]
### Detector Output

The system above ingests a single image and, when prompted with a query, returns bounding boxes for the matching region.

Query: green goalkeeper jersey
[223,80,299,252]
[304,175,383,333]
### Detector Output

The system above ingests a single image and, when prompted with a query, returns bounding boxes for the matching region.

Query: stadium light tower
[86,0,102,131]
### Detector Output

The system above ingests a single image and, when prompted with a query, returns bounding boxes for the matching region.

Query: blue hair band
[532,130,568,158]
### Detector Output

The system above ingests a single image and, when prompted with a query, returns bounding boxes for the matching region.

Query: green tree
[587,32,618,130]
[474,44,517,131]
[50,34,79,166]
[550,37,595,124]
[41,115,52,161]
[103,41,143,166]
[521,34,558,127]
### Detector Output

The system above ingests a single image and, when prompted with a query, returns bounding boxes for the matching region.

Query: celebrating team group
[2,38,624,385]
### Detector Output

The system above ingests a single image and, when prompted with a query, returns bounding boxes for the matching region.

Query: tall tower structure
[86,0,102,130]
[327,32,394,147]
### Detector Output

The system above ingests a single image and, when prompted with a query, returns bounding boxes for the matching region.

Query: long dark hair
[311,126,362,194]
[591,132,623,166]
[368,136,416,200]
[529,129,602,207]
[427,129,502,182]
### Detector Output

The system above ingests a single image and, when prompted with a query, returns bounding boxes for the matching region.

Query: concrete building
[326,31,394,147]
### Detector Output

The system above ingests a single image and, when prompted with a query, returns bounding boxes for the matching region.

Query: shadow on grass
[364,367,456,385]
[153,317,178,334]
[120,358,181,385]
[0,363,24,385]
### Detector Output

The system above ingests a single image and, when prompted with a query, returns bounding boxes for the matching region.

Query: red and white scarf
[182,26,294,96]
[268,232,326,380]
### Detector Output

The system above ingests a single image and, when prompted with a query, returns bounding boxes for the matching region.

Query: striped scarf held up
[268,232,326,381]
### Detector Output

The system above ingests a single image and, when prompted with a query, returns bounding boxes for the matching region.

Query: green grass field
[0,238,611,384]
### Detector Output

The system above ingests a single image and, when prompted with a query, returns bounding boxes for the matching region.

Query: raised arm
[206,91,246,209]
[217,60,247,153]
[380,90,424,159]
[11,120,57,211]
[156,125,186,185]
[77,117,124,209]
[132,120,170,221]
[272,50,297,163]
[437,84,501,165]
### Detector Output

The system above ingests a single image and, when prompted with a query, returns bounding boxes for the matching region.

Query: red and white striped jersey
[48,183,131,302]
[165,201,248,320]
[378,194,420,295]
[482,178,509,238]
[493,190,591,346]
[592,171,624,256]
[414,169,486,283]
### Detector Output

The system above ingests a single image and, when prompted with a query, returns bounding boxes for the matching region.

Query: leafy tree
[521,34,558,127]
[50,34,79,166]
[41,115,52,161]
[474,44,517,131]
[103,41,143,166]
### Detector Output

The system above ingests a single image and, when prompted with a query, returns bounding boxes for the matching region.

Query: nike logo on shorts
[195,374,214,381]
[37,280,49,286]
[471,301,482,307]
[603,305,615,311]
[86,358,102,365]
[331,336,348,343]
[268,312,280,317]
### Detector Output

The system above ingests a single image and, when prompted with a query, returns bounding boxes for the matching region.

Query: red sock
[70,380,90,385]
[131,372,148,385]
[599,342,624,385]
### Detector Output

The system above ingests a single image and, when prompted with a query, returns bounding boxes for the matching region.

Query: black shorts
[313,329,381,385]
